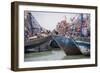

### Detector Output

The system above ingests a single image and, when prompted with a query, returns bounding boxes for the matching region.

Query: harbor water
[24,50,89,62]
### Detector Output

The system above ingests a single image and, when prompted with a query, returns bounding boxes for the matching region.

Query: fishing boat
[76,41,90,56]
[24,34,52,53]
[50,35,82,55]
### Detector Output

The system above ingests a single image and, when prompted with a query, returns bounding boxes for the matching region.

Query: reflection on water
[24,50,89,62]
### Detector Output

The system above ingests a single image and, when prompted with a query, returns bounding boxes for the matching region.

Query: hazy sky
[31,11,79,31]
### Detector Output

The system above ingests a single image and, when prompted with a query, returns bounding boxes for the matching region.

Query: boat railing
[70,37,80,49]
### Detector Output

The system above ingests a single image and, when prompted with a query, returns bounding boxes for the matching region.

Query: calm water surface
[24,50,89,62]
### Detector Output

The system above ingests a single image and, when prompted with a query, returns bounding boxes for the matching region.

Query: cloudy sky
[30,11,80,31]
